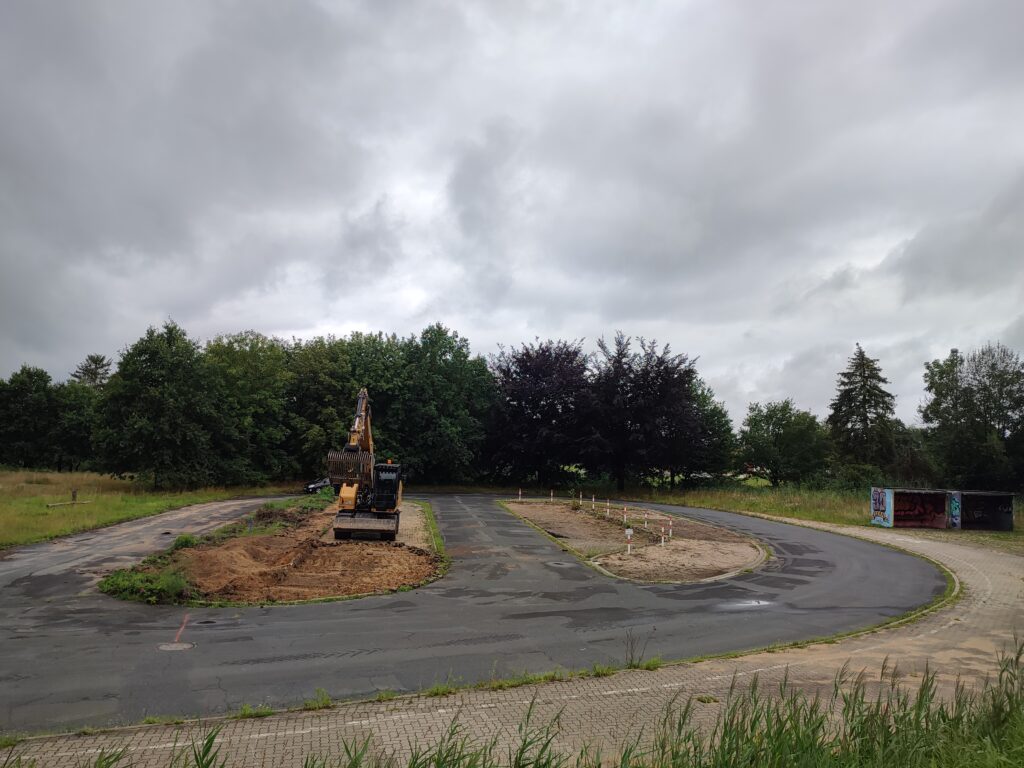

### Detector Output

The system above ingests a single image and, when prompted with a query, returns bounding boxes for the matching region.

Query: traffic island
[98,498,443,605]
[502,501,764,582]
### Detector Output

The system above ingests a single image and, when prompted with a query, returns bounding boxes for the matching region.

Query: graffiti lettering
[893,492,947,529]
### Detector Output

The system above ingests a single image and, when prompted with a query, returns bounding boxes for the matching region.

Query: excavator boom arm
[346,388,374,454]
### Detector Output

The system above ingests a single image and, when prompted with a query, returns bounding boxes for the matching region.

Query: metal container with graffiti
[959,491,1014,531]
[870,487,949,528]
[870,487,894,527]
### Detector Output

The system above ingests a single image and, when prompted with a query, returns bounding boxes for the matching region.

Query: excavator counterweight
[327,388,403,541]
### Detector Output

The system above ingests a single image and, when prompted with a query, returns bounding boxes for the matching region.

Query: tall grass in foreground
[0,469,297,549]
[4,644,1023,767]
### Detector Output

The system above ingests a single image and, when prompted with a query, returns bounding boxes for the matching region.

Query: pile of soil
[505,501,763,583]
[176,502,440,603]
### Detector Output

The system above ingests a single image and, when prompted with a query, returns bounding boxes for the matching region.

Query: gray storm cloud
[1,0,1022,425]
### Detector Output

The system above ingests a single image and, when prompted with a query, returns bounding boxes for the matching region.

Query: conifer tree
[70,353,113,388]
[826,344,897,468]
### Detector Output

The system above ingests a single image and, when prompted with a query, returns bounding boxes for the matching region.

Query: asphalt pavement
[0,494,945,732]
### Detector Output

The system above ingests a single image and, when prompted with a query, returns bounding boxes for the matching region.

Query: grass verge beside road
[0,469,296,549]
[629,486,1024,557]
[4,644,1023,768]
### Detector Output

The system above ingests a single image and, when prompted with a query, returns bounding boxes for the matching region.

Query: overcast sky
[2,1,1022,425]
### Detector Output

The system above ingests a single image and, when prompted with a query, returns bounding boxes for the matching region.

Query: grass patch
[0,469,297,549]
[424,676,459,697]
[140,715,184,726]
[476,668,571,691]
[231,703,274,719]
[374,690,397,702]
[0,733,23,749]
[302,688,333,712]
[418,500,447,562]
[170,533,199,551]
[695,694,718,704]
[633,485,867,526]
[97,568,189,604]
[629,657,663,671]
[589,663,616,677]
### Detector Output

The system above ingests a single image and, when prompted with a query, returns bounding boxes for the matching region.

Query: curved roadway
[0,494,945,732]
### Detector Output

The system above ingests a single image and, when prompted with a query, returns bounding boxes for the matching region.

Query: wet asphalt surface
[0,494,945,732]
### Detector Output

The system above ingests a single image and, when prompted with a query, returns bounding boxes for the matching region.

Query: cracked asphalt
[0,494,944,733]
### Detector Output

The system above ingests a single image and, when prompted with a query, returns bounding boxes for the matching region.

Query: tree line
[1,322,1022,492]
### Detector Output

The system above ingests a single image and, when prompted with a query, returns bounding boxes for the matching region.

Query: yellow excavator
[326,387,403,541]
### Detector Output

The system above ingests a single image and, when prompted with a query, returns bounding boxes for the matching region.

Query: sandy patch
[177,501,440,603]
[505,501,763,583]
[596,538,762,582]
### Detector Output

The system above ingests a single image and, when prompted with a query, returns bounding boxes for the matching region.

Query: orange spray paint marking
[174,613,191,643]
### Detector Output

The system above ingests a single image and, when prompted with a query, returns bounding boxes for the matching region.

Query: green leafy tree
[95,322,221,489]
[52,382,99,471]
[740,400,828,487]
[921,343,1023,489]
[826,344,897,469]
[0,365,58,467]
[390,324,494,483]
[70,354,113,388]
[686,381,736,484]
[205,331,294,484]
[343,331,408,461]
[284,336,353,477]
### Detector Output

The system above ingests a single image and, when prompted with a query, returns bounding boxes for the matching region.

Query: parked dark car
[304,477,332,494]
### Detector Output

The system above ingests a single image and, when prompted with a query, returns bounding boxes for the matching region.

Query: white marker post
[605,499,610,518]
[591,494,595,511]
[660,526,665,546]
[625,527,633,555]
[579,490,583,506]
[669,519,673,539]
[518,488,522,501]
[644,511,648,529]
[622,505,627,525]
[550,489,553,502]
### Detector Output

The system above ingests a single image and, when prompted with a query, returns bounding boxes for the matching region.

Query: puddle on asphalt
[717,599,773,610]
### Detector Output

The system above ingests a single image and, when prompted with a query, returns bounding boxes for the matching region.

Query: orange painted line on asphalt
[174,612,190,643]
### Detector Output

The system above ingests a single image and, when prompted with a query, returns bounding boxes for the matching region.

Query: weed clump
[98,568,189,604]
[302,688,333,712]
[232,703,273,719]
[170,534,199,551]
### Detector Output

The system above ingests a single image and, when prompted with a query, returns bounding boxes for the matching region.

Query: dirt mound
[250,505,307,527]
[181,537,439,603]
[173,503,440,603]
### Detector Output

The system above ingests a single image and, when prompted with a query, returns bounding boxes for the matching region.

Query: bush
[170,534,199,551]
[98,568,189,604]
